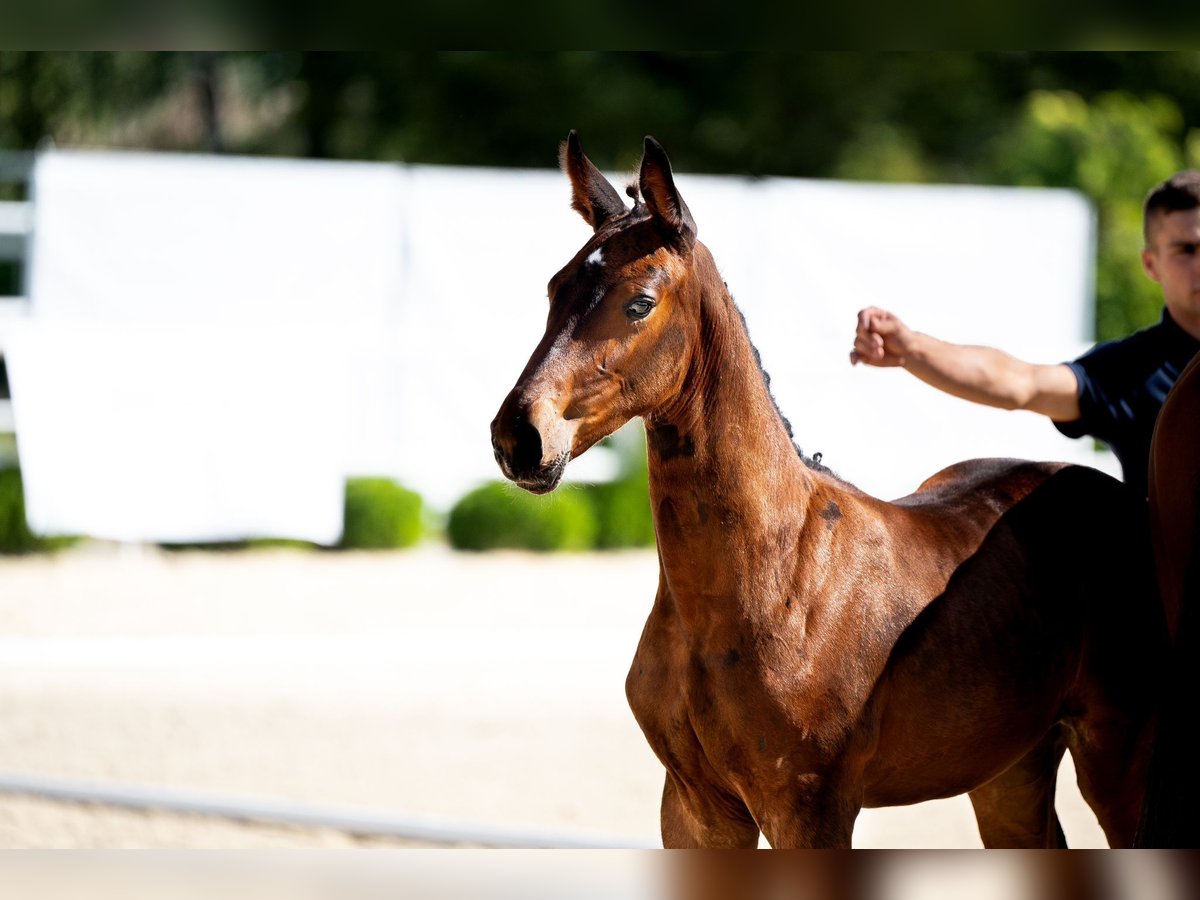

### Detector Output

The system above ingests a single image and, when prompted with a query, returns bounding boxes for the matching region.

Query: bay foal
[491,134,1167,848]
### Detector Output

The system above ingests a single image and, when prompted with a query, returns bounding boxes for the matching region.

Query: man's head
[1144,170,1200,246]
[1142,170,1200,339]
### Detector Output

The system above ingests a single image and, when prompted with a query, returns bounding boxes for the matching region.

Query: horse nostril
[511,416,543,476]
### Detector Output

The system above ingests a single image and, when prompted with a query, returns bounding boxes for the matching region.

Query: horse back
[897,457,1069,513]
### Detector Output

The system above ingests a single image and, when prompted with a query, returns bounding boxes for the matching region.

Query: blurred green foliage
[447,481,597,552]
[578,433,655,550]
[580,477,656,550]
[447,431,655,553]
[0,467,78,554]
[340,477,424,550]
[984,90,1194,340]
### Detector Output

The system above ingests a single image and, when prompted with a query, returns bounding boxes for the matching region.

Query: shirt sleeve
[1052,359,1092,439]
[1052,342,1134,444]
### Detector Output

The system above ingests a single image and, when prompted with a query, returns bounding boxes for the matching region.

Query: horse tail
[1138,350,1200,847]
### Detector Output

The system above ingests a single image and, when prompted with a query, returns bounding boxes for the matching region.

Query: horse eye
[625,297,655,320]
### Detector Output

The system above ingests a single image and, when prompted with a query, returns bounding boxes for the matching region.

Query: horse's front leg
[660,775,760,848]
[753,777,860,848]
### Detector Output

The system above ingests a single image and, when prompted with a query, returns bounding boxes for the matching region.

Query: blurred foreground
[0,545,1116,849]
[1,850,1197,900]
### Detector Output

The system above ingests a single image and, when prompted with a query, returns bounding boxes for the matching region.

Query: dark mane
[729,301,837,478]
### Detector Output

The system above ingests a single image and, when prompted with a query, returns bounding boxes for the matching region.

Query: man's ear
[1142,247,1161,283]
[560,131,627,232]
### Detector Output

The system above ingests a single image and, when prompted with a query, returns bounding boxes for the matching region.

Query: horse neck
[645,247,825,609]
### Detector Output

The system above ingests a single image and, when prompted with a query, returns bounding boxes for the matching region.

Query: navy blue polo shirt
[1055,309,1200,497]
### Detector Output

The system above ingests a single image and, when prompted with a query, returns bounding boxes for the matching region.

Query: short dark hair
[1144,170,1200,244]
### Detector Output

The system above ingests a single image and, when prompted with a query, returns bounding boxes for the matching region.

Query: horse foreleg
[660,775,760,848]
[968,724,1069,848]
[754,776,859,848]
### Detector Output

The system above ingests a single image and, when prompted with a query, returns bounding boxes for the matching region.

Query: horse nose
[491,397,544,481]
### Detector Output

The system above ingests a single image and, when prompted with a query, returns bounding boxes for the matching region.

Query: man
[850,170,1200,498]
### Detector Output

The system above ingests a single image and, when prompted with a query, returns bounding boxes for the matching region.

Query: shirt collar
[1160,307,1200,354]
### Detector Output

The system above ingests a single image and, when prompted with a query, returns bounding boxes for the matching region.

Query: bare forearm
[902,332,1069,415]
[902,333,1032,410]
[851,307,1080,421]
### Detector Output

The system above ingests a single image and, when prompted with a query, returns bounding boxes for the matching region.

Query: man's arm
[850,307,1081,422]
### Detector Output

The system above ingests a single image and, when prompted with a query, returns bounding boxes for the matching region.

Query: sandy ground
[0,544,1109,849]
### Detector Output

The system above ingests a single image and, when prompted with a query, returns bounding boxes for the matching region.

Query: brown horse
[491,133,1168,848]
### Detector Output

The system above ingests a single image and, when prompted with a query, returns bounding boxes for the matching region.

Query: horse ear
[560,131,627,232]
[639,136,696,248]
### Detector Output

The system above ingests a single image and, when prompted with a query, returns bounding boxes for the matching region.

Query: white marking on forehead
[586,248,604,267]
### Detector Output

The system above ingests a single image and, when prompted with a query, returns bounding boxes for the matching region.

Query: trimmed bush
[581,476,655,549]
[447,481,597,552]
[581,430,656,550]
[340,477,424,550]
[0,468,78,554]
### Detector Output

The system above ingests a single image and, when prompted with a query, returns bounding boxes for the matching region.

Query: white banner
[7,150,1112,540]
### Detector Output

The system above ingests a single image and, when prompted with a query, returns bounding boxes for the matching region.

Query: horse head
[491,132,702,493]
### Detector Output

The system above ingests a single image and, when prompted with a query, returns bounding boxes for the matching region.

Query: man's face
[1143,207,1200,335]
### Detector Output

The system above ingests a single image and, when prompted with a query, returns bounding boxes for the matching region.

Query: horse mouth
[513,452,569,495]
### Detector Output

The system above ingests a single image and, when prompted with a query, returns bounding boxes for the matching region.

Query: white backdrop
[7,150,1113,542]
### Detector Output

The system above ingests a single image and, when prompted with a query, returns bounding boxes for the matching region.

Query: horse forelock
[576,208,667,276]
[624,180,643,209]
[550,211,667,322]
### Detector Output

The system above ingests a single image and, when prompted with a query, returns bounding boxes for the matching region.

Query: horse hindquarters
[1140,350,1200,847]
[1063,475,1165,848]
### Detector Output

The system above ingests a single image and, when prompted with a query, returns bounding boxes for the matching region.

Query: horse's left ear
[639,136,696,249]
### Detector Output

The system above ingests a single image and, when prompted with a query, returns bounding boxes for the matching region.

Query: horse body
[491,134,1166,847]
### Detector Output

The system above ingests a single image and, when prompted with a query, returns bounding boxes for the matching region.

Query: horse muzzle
[490,392,577,494]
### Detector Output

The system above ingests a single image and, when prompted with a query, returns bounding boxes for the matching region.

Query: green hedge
[583,434,655,549]
[447,481,598,552]
[448,431,657,552]
[0,468,78,555]
[340,477,425,550]
[579,478,655,550]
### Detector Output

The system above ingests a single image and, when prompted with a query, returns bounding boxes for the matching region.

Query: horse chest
[626,643,758,793]
[626,603,834,798]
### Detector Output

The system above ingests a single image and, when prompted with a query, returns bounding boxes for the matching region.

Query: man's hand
[851,307,914,367]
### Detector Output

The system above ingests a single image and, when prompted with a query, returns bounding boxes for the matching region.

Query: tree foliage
[982,90,1194,339]
[4,51,1200,338]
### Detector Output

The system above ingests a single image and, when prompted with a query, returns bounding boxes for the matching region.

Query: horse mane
[729,301,837,478]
